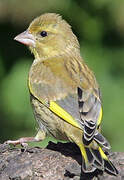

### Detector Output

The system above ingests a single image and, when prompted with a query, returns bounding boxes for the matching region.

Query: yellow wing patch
[49,101,81,129]
[99,146,108,160]
[97,107,103,126]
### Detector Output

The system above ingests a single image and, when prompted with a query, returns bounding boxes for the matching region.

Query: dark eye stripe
[40,31,47,37]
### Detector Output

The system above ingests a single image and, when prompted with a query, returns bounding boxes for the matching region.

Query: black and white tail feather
[77,87,118,176]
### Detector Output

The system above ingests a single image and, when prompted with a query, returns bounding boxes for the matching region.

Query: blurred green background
[0,0,124,151]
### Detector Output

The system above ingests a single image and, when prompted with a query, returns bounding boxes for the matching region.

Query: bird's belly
[30,95,72,141]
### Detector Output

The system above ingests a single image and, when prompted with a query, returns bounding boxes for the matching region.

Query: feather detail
[77,87,102,145]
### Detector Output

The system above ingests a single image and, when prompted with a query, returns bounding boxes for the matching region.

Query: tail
[78,134,118,176]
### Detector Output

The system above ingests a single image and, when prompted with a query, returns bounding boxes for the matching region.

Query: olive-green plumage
[13,13,118,175]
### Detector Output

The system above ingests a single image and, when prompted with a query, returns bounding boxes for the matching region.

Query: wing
[28,56,84,130]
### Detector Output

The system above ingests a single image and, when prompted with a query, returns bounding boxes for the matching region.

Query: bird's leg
[4,130,46,147]
[5,137,37,147]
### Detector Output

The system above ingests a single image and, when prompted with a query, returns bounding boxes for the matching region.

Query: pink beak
[14,30,35,47]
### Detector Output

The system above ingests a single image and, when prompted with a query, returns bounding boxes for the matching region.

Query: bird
[7,13,118,175]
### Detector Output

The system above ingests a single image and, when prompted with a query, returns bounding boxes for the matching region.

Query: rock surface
[0,142,123,180]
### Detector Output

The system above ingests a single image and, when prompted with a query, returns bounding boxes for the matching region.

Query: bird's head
[14,13,79,60]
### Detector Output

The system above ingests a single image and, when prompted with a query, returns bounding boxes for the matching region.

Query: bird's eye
[40,31,47,37]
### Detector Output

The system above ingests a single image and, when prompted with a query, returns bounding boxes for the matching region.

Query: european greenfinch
[7,13,118,175]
